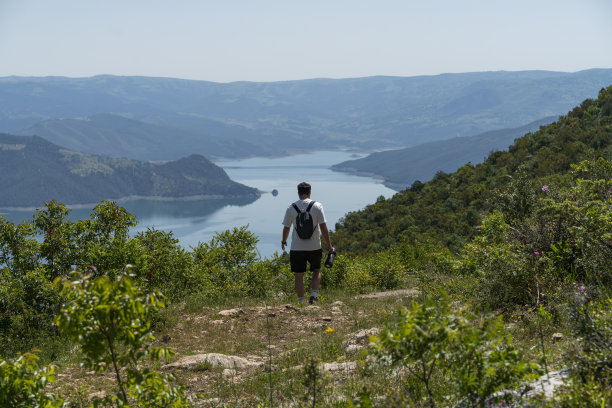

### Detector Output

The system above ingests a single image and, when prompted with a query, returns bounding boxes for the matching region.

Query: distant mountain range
[2,70,612,160]
[19,114,265,161]
[0,133,259,207]
[331,116,558,190]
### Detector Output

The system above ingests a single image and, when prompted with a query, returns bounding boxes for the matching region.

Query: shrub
[372,294,539,407]
[550,297,612,407]
[133,228,193,299]
[0,351,64,408]
[192,226,260,299]
[55,272,189,407]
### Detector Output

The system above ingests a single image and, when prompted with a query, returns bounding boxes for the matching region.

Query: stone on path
[522,369,571,399]
[321,361,357,372]
[355,289,419,299]
[218,308,244,317]
[162,353,263,370]
[88,391,106,400]
[343,328,380,352]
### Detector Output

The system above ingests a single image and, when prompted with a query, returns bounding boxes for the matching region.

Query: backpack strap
[305,201,316,212]
[292,201,316,213]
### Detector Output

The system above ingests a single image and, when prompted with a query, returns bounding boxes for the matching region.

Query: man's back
[282,198,326,251]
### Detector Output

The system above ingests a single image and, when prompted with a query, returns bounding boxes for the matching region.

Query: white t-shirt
[282,199,327,251]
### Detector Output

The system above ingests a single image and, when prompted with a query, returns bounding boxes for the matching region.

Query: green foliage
[456,156,612,310]
[0,351,65,408]
[192,226,272,299]
[0,267,60,356]
[324,248,409,294]
[33,200,78,279]
[372,295,539,407]
[552,297,612,407]
[133,228,193,298]
[55,272,189,407]
[0,216,40,273]
[333,86,612,256]
[458,212,533,309]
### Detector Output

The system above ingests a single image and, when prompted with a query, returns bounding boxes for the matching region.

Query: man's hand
[282,226,290,251]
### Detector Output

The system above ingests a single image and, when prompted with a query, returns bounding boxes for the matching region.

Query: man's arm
[319,223,334,253]
[282,226,290,251]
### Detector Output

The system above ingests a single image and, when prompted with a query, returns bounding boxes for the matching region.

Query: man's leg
[294,272,305,302]
[311,269,321,291]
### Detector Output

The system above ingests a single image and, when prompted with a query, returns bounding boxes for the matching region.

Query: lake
[0,151,395,258]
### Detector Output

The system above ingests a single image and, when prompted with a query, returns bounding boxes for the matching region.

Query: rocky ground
[51,288,572,407]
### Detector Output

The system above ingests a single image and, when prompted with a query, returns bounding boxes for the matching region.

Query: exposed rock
[331,306,343,315]
[521,369,571,399]
[331,301,346,307]
[455,369,572,407]
[218,308,244,317]
[88,391,106,400]
[162,353,263,370]
[305,305,321,311]
[288,361,357,373]
[343,328,380,352]
[321,361,357,372]
[551,332,564,342]
[355,289,419,299]
[320,316,333,322]
[345,344,363,353]
[200,397,220,406]
[223,368,237,377]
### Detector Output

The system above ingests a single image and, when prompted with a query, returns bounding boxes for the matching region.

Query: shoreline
[0,192,261,212]
[330,165,404,192]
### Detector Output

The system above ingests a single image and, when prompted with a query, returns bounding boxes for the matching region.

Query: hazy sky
[1,0,611,82]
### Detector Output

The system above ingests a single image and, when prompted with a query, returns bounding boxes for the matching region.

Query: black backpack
[291,201,316,239]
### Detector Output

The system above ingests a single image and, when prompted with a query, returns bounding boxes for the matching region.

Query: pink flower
[541,185,549,192]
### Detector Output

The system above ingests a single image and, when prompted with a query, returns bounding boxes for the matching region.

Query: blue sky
[1,0,611,82]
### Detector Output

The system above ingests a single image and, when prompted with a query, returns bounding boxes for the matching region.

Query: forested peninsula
[0,133,259,207]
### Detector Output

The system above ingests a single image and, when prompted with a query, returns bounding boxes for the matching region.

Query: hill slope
[0,134,260,207]
[331,86,612,254]
[19,114,269,161]
[331,116,557,190]
[2,70,612,159]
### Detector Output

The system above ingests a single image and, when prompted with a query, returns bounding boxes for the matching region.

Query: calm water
[0,151,395,258]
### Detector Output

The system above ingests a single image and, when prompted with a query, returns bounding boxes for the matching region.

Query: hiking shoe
[309,295,317,305]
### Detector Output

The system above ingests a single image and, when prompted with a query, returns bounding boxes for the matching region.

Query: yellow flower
[325,327,334,333]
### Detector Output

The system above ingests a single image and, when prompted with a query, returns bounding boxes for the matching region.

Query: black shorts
[290,249,323,272]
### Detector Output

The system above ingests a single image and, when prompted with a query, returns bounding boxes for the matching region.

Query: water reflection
[1,151,395,258]
[1,196,257,237]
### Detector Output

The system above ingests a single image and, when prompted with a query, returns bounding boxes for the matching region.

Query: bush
[372,294,539,407]
[133,228,193,299]
[550,297,612,407]
[55,272,189,407]
[0,351,64,408]
[191,226,261,299]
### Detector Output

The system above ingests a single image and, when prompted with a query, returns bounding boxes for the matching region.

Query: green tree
[55,272,189,407]
[373,295,538,407]
[0,351,65,408]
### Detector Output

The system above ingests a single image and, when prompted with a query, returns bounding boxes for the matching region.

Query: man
[282,182,334,304]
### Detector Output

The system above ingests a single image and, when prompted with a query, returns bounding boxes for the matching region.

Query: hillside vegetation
[0,88,610,406]
[0,134,259,207]
[2,70,612,159]
[332,87,612,254]
[332,116,556,190]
